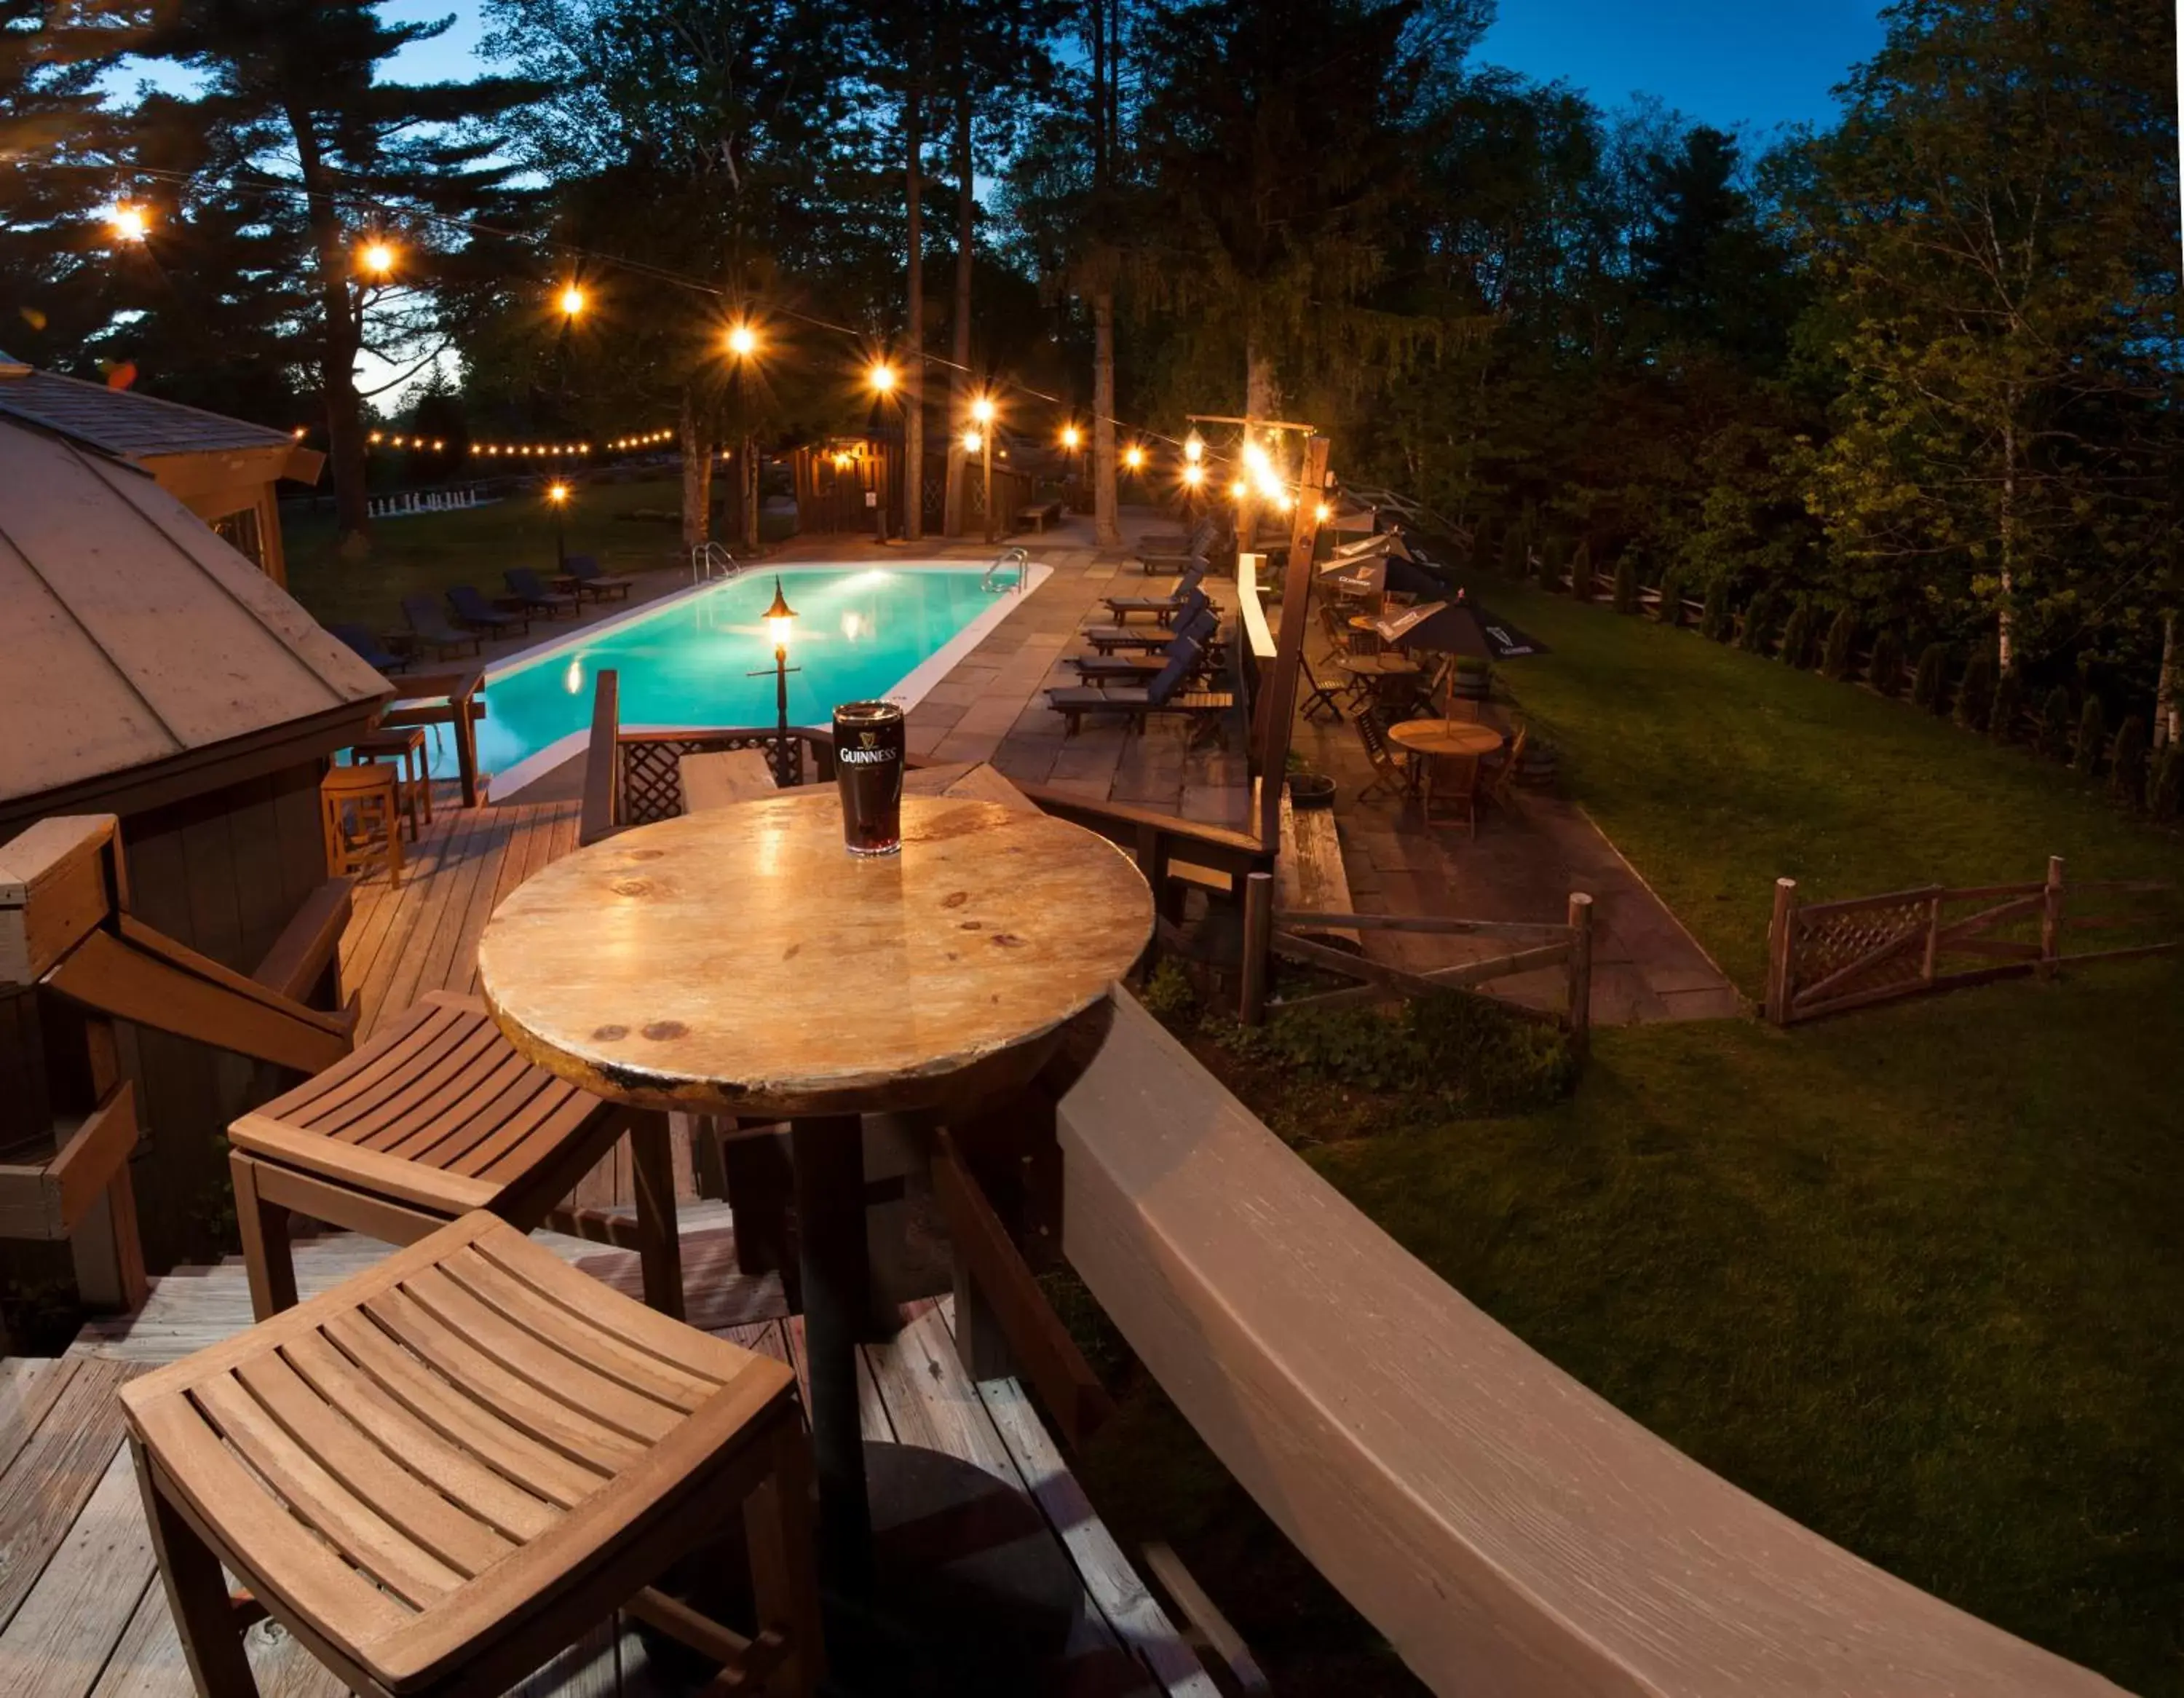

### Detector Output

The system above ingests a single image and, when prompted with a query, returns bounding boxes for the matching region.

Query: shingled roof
[0,352,299,462]
[0,418,387,812]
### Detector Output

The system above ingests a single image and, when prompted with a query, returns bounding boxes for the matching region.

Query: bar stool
[320,762,403,886]
[122,1210,823,1697]
[351,724,432,841]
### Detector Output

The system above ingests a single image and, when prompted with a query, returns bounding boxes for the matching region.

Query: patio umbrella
[1382,591,1546,660]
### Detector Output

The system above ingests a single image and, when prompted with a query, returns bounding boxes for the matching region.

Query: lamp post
[727,323,761,553]
[971,395,997,544]
[546,481,570,571]
[748,576,801,786]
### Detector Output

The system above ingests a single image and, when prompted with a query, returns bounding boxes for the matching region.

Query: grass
[1067,575,2183,1697]
[281,477,794,633]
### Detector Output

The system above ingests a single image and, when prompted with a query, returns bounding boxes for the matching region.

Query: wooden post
[1765,877,1797,1025]
[1254,437,1332,853]
[1241,871,1273,1025]
[2040,854,2065,979]
[1920,893,1942,984]
[1564,893,1593,1058]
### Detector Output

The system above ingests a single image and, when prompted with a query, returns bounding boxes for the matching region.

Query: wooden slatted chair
[1351,709,1412,804]
[228,992,684,1324]
[1481,723,1530,812]
[122,1210,823,1698]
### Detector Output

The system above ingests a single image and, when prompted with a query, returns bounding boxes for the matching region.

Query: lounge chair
[505,565,580,618]
[1081,586,1212,650]
[1046,639,1235,742]
[1133,516,1217,572]
[327,621,407,672]
[560,552,636,602]
[1101,559,1207,621]
[400,594,484,658]
[1067,609,1221,681]
[446,583,529,636]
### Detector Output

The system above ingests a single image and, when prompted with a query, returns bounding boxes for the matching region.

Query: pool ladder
[692,541,739,584]
[983,547,1029,594]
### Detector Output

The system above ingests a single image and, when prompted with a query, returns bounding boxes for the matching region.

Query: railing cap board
[1055,992,2124,1698]
[0,814,119,984]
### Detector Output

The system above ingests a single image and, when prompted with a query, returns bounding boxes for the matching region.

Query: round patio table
[475,787,1153,1651]
[1390,718,1504,818]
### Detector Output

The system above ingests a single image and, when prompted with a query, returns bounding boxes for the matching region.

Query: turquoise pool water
[432,566,1018,786]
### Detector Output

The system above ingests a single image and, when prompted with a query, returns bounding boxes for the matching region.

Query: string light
[1123,445,1145,470]
[868,361,897,394]
[558,285,585,317]
[1184,433,1203,464]
[726,323,759,358]
[962,430,982,453]
[1315,502,1332,523]
[1182,462,1204,487]
[1061,424,1081,450]
[360,241,397,277]
[970,395,996,426]
[106,205,149,243]
[1228,479,1248,501]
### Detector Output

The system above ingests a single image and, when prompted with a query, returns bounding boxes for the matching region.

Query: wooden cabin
[0,414,386,1298]
[0,350,321,587]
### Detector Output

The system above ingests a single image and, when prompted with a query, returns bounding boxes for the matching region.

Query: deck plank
[0,1443,157,1697]
[83,1579,183,1698]
[0,1358,79,1482]
[0,1357,136,1633]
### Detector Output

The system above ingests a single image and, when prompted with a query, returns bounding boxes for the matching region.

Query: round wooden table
[1389,718,1504,823]
[476,787,1153,1622]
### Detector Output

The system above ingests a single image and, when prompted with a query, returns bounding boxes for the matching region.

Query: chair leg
[743,1420,826,1698]
[133,1440,261,1697]
[628,1110,685,1320]
[230,1153,298,1321]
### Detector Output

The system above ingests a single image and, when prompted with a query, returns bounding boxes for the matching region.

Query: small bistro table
[474,786,1153,1619]
[1389,717,1505,818]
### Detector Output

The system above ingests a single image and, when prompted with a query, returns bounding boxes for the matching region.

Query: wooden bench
[679,747,779,812]
[122,1209,822,1697]
[1014,499,1064,534]
[1056,993,2128,1697]
[1275,790,1361,951]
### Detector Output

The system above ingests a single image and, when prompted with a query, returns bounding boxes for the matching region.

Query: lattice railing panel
[1790,899,1930,1008]
[618,732,802,826]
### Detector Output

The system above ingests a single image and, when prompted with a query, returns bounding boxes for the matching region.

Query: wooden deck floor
[0,799,1207,1697]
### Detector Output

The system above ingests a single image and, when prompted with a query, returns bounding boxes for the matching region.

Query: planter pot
[1287,772,1337,810]
[1449,671,1491,703]
[1518,742,1559,790]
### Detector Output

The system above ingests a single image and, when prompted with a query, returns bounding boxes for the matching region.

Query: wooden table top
[1388,718,1504,757]
[476,789,1154,1117]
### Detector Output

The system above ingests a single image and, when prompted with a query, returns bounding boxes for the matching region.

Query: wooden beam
[0,816,118,985]
[1252,435,1331,851]
[580,670,622,846]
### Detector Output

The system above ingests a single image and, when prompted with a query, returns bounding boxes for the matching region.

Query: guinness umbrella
[1377,591,1546,661]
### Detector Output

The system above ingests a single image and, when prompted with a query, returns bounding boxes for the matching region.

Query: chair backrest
[400,595,448,632]
[505,566,543,594]
[1171,606,1219,650]
[1172,558,1208,592]
[1352,708,1403,783]
[447,584,491,616]
[1318,601,1352,655]
[1488,724,1530,802]
[1146,638,1203,703]
[565,553,601,579]
[329,623,384,661]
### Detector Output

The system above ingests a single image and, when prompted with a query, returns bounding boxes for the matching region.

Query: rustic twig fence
[1764,856,2180,1025]
[1239,872,1593,1054]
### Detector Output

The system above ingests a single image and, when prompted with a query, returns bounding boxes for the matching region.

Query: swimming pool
[433,561,1049,792]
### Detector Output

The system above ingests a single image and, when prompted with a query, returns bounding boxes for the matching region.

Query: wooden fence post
[2040,854,2065,979]
[1920,893,1942,984]
[1765,877,1797,1025]
[1564,893,1593,1059]
[1240,871,1273,1026]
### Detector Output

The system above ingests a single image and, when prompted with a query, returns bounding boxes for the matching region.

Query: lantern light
[547,482,569,505]
[764,576,797,649]
[1184,433,1203,464]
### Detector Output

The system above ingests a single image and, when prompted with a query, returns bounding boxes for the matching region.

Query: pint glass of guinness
[832,700,906,855]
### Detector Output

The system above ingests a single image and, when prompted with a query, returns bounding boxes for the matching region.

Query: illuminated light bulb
[1184,434,1203,464]
[107,205,149,242]
[970,395,995,425]
[1182,463,1204,487]
[1061,425,1080,449]
[1241,441,1271,475]
[1123,445,1144,470]
[432,438,445,451]
[1315,502,1332,523]
[369,431,383,443]
[360,241,396,276]
[726,323,759,357]
[962,430,982,454]
[1279,493,1295,511]
[764,576,796,649]
[1229,480,1248,501]
[868,361,897,394]
[291,426,306,439]
[547,482,569,505]
[558,285,585,317]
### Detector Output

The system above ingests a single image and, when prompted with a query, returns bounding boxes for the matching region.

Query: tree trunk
[942,90,974,538]
[1238,338,1279,554]
[903,82,925,542]
[2156,607,2178,750]
[680,393,713,550]
[1093,284,1120,549]
[285,104,369,553]
[741,433,759,553]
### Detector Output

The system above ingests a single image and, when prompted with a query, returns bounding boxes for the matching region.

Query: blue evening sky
[1476,0,1890,135]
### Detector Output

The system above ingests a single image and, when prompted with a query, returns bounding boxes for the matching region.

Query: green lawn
[1075,577,2183,1696]
[282,478,793,633]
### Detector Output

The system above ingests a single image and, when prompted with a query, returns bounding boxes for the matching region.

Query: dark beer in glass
[832,700,906,855]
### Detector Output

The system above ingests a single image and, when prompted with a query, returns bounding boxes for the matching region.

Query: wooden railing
[1056,991,2128,1697]
[1764,856,2180,1024]
[1238,877,1594,1051]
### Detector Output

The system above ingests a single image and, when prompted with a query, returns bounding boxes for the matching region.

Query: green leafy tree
[1699,577,1732,641]
[2073,695,2107,773]
[1989,668,2023,741]
[1954,651,1995,731]
[2107,715,2148,805]
[1912,642,1948,713]
[1869,626,1904,695]
[1820,608,1858,679]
